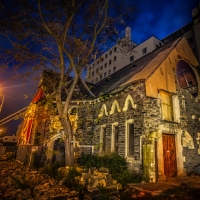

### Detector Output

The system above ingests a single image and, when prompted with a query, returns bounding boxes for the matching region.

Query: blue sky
[127,0,200,44]
[0,0,199,135]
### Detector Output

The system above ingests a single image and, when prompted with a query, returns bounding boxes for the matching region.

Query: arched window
[110,100,121,115]
[98,104,108,117]
[123,94,136,111]
[176,60,198,97]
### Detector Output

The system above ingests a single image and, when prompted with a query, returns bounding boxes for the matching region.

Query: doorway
[163,134,177,177]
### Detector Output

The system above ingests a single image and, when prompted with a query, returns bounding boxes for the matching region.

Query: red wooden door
[163,134,177,177]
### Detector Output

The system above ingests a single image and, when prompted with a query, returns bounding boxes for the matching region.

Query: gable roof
[41,70,96,101]
[93,38,182,96]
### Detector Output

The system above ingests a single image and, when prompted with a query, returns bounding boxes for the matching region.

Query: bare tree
[0,0,136,166]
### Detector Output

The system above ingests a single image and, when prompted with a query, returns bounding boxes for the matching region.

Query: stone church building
[17,37,200,182]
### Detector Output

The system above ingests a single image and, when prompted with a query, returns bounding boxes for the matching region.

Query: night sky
[0,0,199,136]
[130,0,200,43]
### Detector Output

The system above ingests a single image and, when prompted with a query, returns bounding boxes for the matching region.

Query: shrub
[41,161,64,179]
[63,167,82,190]
[80,153,141,187]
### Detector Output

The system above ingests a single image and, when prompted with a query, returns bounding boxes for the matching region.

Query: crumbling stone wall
[178,88,200,175]
[76,83,146,175]
[16,145,32,165]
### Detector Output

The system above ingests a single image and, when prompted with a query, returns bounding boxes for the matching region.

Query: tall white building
[86,27,163,84]
[86,4,200,84]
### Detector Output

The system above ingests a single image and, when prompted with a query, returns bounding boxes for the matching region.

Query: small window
[100,66,103,70]
[92,71,94,76]
[93,64,95,68]
[109,60,112,65]
[89,66,91,70]
[96,68,99,73]
[114,47,117,52]
[100,75,102,80]
[13,139,15,141]
[100,127,106,154]
[130,55,134,62]
[160,90,173,121]
[97,60,99,64]
[128,123,134,156]
[113,66,116,72]
[91,80,93,83]
[100,57,104,62]
[110,51,112,55]
[113,126,119,153]
[105,63,107,68]
[142,47,147,55]
[108,70,111,75]
[104,72,107,77]
[113,56,116,62]
[5,138,8,140]
[105,54,108,59]
[96,77,98,82]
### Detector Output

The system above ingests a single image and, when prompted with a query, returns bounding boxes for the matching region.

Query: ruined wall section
[177,88,200,175]
[142,96,162,137]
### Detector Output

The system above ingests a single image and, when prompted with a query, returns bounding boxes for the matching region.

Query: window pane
[160,90,173,121]
[114,126,119,153]
[102,128,106,153]
[130,56,134,62]
[142,47,147,55]
[129,124,134,156]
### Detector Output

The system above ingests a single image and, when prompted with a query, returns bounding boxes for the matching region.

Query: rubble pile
[74,167,121,199]
[77,167,122,191]
[0,161,79,200]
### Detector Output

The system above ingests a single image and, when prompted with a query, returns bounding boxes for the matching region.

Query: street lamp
[0,94,4,112]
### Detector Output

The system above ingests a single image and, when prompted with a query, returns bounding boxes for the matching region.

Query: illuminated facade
[17,37,200,182]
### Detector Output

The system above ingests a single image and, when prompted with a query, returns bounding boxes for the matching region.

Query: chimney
[125,26,131,40]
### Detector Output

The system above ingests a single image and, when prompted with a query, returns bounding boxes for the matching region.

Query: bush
[41,163,83,191]
[63,167,82,190]
[41,161,64,179]
[80,153,141,187]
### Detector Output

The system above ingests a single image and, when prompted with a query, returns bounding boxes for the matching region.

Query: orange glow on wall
[19,87,44,144]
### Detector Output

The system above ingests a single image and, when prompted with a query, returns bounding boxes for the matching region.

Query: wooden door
[163,134,177,177]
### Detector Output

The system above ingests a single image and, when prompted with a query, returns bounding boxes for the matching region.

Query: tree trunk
[62,117,74,166]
